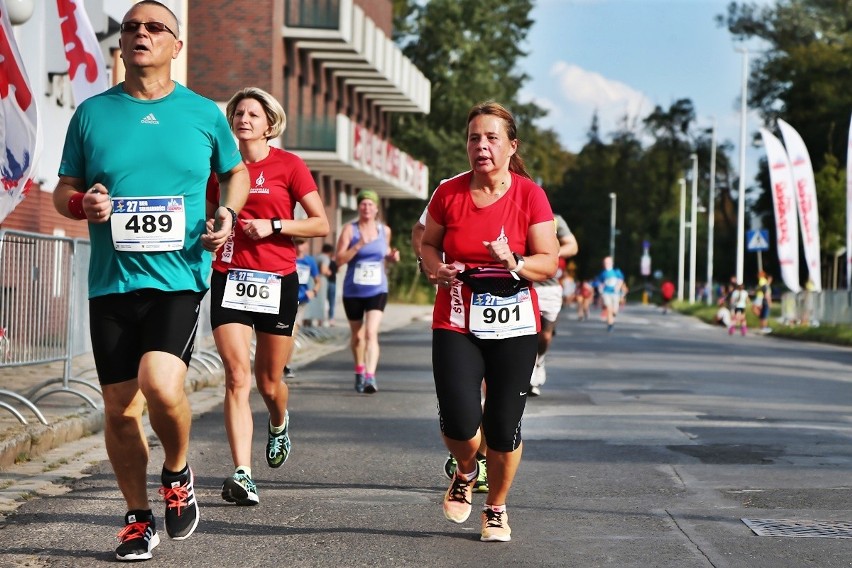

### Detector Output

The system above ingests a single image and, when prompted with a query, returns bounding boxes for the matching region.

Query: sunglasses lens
[121,21,172,35]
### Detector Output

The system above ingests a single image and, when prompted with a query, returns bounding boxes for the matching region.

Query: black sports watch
[271,217,283,234]
[510,252,525,273]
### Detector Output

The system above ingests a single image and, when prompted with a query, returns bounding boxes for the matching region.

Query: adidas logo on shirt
[140,113,159,125]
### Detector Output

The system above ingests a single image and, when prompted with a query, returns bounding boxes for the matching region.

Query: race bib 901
[110,196,185,252]
[469,288,536,339]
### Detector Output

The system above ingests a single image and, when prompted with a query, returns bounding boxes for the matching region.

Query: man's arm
[558,232,578,259]
[202,162,250,252]
[53,176,112,223]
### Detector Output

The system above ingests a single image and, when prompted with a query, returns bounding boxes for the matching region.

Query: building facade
[5,0,430,247]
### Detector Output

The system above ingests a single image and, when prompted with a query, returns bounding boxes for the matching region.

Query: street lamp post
[678,178,686,301]
[609,192,617,262]
[689,154,698,303]
[706,119,717,305]
[735,47,749,285]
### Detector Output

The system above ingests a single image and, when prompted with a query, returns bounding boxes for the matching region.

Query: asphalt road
[1,304,852,567]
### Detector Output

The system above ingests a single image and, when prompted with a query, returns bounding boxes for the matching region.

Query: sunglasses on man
[120,20,177,38]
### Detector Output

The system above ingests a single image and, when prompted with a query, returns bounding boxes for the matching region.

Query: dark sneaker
[363,376,378,394]
[443,467,477,523]
[159,466,199,540]
[266,412,291,468]
[473,456,489,493]
[480,508,511,542]
[355,373,365,393]
[221,471,259,506]
[116,511,159,561]
[443,453,457,480]
[284,366,295,379]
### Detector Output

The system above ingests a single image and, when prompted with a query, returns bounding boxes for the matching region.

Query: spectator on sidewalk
[728,282,750,336]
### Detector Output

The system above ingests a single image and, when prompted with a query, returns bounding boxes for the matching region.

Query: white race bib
[469,288,536,339]
[110,196,186,252]
[353,261,382,286]
[222,269,282,314]
[296,264,311,285]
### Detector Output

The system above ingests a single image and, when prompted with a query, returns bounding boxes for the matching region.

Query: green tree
[719,0,851,286]
[386,0,570,301]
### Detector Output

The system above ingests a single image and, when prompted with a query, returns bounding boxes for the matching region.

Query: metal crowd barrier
[0,230,100,424]
[779,290,852,326]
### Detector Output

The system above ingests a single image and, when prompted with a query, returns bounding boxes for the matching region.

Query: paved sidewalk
[0,302,432,513]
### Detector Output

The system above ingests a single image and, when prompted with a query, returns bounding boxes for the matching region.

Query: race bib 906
[222,269,282,314]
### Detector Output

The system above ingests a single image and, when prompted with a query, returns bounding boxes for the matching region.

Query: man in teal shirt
[52,1,249,561]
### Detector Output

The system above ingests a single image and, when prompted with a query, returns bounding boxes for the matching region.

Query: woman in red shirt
[207,88,328,506]
[419,101,558,542]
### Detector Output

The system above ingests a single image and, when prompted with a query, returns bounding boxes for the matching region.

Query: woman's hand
[482,239,515,270]
[242,219,272,241]
[435,263,459,289]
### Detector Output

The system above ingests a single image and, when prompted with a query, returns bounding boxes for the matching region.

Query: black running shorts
[343,293,388,321]
[209,270,299,336]
[89,289,206,385]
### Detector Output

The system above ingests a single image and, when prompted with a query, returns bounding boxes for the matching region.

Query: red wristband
[68,192,86,220]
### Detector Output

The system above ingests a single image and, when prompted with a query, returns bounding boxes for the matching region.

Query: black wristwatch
[510,252,525,273]
[271,217,282,234]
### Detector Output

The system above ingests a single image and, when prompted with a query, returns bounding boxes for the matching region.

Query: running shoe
[266,412,291,468]
[284,366,295,379]
[443,466,477,523]
[159,466,199,540]
[221,471,259,506]
[115,511,159,561]
[443,453,457,480]
[480,508,511,542]
[355,373,365,393]
[363,376,378,394]
[473,456,489,493]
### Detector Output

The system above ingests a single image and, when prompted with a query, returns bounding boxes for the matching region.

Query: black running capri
[432,329,538,452]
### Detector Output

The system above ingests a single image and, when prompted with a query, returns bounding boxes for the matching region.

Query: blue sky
[520,0,772,176]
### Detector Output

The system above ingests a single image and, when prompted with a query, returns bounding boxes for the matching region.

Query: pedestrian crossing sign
[746,229,770,252]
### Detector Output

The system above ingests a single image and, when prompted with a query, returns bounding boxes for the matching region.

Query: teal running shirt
[59,83,242,298]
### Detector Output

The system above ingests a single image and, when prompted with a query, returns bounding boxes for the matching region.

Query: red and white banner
[759,128,800,293]
[56,0,109,104]
[778,119,822,292]
[846,112,851,290]
[0,2,40,223]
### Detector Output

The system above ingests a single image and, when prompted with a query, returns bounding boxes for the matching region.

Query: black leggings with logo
[432,329,538,452]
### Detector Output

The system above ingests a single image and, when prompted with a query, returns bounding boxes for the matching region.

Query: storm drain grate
[742,518,852,538]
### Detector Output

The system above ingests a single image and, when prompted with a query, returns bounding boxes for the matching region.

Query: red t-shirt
[661,281,675,300]
[208,147,317,276]
[427,172,554,333]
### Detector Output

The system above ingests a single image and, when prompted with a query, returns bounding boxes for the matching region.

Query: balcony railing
[284,115,337,151]
[285,0,340,30]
